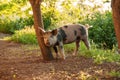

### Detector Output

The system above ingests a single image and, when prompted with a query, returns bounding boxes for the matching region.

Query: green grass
[109,70,120,77]
[9,26,38,45]
[64,42,120,64]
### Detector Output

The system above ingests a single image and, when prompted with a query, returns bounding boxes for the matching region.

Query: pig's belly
[63,36,76,44]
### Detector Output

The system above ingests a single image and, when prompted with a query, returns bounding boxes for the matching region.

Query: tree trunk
[29,0,54,60]
[111,0,120,53]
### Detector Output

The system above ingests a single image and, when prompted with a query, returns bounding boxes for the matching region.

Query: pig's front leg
[58,42,66,60]
[53,46,59,60]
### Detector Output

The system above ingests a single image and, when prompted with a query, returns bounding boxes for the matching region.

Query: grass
[4,27,120,64]
[109,70,120,77]
[64,42,120,64]
[8,26,38,45]
[21,44,39,51]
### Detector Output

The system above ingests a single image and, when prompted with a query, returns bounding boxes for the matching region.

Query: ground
[0,33,120,80]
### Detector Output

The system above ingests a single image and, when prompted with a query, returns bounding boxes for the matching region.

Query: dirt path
[0,33,120,80]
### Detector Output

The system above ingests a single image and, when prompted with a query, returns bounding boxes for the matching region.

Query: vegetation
[10,26,37,44]
[0,0,120,79]
[109,70,120,77]
[0,0,115,49]
[64,42,120,64]
[0,1,33,33]
[1,0,119,63]
[81,11,116,49]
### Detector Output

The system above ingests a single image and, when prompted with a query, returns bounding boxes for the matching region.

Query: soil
[0,33,120,80]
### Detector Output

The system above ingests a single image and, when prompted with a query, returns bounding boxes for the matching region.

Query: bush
[0,1,59,33]
[0,1,33,34]
[11,17,33,33]
[0,3,13,11]
[10,27,37,44]
[11,0,27,4]
[0,17,33,34]
[80,11,117,49]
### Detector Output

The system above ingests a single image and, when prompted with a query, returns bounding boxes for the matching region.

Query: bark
[111,0,120,53]
[29,0,54,60]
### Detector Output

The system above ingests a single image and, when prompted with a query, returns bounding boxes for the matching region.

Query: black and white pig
[40,24,90,60]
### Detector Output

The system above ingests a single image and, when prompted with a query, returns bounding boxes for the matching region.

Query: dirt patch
[0,33,120,80]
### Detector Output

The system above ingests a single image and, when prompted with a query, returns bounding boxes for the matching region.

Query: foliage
[41,1,59,30]
[0,16,33,33]
[11,0,28,4]
[0,1,33,33]
[80,11,116,49]
[10,26,37,44]
[109,70,120,77]
[10,17,33,33]
[65,42,120,64]
[0,0,60,33]
[0,2,13,11]
[81,42,120,64]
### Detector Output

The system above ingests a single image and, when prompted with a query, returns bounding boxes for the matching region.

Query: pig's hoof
[72,53,76,56]
[55,57,58,60]
[62,57,66,60]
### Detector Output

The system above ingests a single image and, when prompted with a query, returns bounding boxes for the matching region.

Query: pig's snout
[46,42,50,46]
[44,39,50,46]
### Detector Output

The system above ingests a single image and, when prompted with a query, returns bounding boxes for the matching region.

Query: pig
[40,24,90,60]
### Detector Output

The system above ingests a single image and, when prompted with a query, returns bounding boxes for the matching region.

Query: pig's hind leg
[73,37,80,56]
[82,37,90,50]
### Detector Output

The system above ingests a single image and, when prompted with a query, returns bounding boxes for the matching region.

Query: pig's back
[58,24,86,44]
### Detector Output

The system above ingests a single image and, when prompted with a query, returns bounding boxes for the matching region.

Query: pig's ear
[38,27,45,33]
[85,24,90,29]
[52,29,58,35]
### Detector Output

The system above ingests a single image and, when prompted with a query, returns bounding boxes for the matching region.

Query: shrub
[0,17,33,34]
[0,3,13,11]
[0,1,33,34]
[11,0,28,5]
[11,17,33,33]
[10,26,37,44]
[80,11,117,49]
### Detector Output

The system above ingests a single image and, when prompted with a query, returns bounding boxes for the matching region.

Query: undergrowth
[4,26,120,64]
[109,70,120,77]
[9,26,37,44]
[65,42,120,64]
